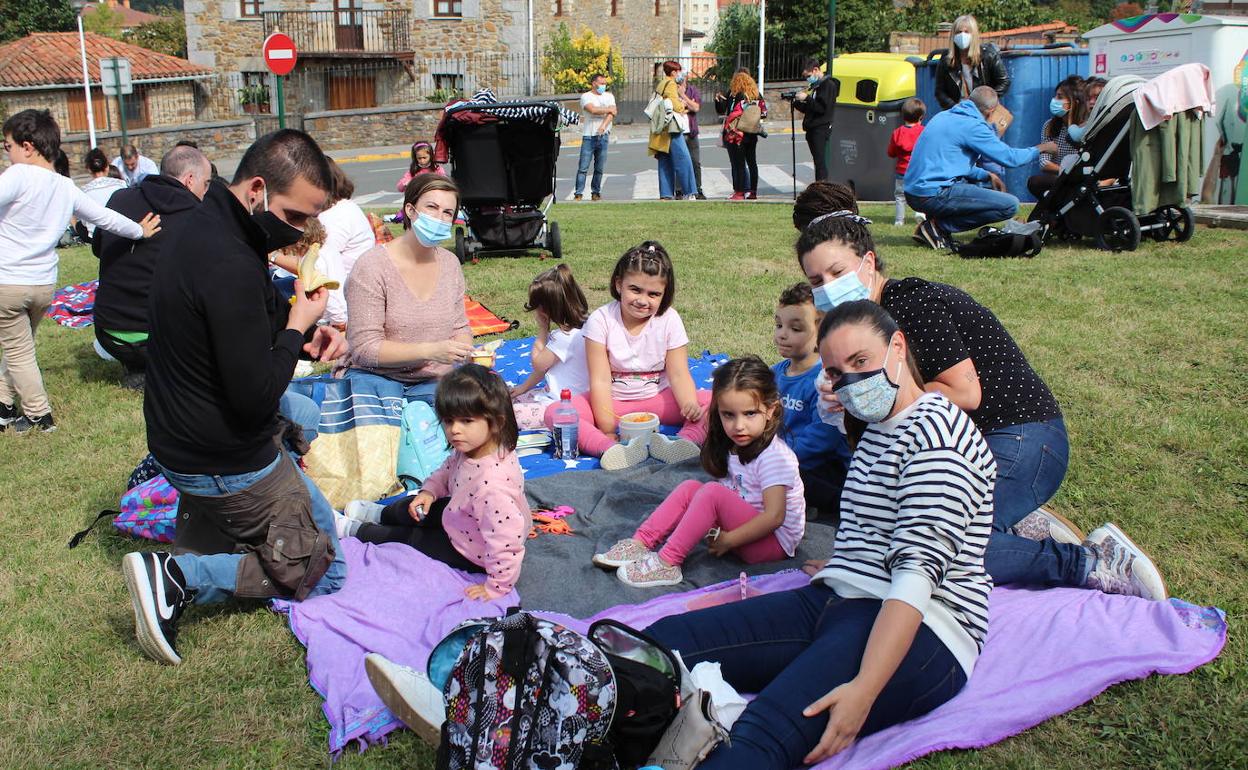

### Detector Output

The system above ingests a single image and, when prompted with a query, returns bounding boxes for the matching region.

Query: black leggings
[726,134,760,193]
[355,496,484,574]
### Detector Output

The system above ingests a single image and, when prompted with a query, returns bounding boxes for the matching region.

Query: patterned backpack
[428,610,681,770]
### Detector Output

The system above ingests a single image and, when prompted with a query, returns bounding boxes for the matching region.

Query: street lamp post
[70,0,97,149]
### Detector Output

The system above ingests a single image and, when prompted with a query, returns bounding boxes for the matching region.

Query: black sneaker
[12,412,55,435]
[0,401,15,432]
[918,220,949,250]
[123,552,193,665]
[120,372,146,392]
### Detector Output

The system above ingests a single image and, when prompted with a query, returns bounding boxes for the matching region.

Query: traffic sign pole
[262,32,298,130]
[276,75,286,129]
[114,64,128,148]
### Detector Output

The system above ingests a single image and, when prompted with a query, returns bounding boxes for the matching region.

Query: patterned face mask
[833,334,902,423]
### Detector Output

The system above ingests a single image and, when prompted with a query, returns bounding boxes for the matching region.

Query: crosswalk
[351,163,814,205]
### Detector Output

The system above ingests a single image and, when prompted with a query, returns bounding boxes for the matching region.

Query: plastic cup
[618,411,659,447]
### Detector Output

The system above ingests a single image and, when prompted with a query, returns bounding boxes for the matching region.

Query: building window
[240,0,261,17]
[239,71,272,114]
[554,0,562,15]
[433,0,462,17]
[654,0,660,15]
[610,0,618,16]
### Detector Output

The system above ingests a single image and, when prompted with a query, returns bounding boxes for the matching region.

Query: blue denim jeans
[164,452,347,605]
[906,182,1019,235]
[279,389,321,445]
[647,585,967,769]
[657,133,698,199]
[342,367,438,405]
[574,134,609,196]
[981,417,1090,587]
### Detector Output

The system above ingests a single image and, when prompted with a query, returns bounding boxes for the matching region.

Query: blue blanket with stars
[492,337,729,480]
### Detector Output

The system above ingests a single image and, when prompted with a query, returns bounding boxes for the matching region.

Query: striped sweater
[812,392,996,676]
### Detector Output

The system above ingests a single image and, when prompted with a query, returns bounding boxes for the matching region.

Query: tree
[901,0,1047,36]
[0,0,75,43]
[83,2,125,39]
[706,2,759,62]
[123,10,187,57]
[541,24,626,94]
[1110,2,1145,20]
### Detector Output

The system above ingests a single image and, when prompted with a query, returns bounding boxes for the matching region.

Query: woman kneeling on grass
[645,301,994,767]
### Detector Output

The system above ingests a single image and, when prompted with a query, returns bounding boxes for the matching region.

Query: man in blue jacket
[905,86,1057,249]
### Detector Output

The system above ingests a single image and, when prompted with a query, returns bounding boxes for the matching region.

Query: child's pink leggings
[543,388,712,456]
[635,479,788,567]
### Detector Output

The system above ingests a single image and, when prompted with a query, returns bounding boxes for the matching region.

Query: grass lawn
[1,201,1243,768]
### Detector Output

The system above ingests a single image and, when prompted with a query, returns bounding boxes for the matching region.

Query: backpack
[397,400,452,491]
[953,226,1043,259]
[428,610,681,770]
[728,101,763,135]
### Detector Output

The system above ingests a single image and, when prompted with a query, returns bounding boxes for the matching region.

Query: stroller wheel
[1095,207,1141,252]
[1156,205,1195,243]
[454,228,468,264]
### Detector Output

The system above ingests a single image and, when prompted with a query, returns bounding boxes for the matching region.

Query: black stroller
[440,96,575,263]
[1029,74,1197,252]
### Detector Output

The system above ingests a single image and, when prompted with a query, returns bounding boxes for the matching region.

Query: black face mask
[252,210,304,252]
[250,181,305,252]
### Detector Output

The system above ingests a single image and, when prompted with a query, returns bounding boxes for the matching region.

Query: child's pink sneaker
[618,552,683,588]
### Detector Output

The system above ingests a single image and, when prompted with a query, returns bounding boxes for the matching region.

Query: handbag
[736,102,763,134]
[671,110,690,134]
[643,89,665,120]
[643,689,729,770]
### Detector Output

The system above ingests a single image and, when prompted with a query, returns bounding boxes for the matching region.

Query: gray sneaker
[364,653,445,747]
[12,412,55,435]
[1083,523,1168,601]
[600,436,649,471]
[592,538,650,568]
[648,433,701,465]
[1011,507,1085,545]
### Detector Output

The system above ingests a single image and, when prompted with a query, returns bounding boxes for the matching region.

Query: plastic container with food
[618,411,660,446]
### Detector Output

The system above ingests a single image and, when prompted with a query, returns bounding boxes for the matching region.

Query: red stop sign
[263,33,298,76]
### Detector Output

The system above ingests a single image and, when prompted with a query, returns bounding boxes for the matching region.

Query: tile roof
[0,32,211,90]
[983,21,1079,37]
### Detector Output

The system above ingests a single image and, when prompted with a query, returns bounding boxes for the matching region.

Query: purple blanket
[275,539,1227,766]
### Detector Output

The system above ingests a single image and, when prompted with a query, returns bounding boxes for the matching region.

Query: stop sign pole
[262,32,297,129]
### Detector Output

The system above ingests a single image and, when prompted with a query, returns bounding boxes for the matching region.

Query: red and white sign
[263,33,298,76]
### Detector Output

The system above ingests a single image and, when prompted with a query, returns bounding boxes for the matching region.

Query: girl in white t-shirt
[594,356,805,587]
[545,241,711,470]
[510,264,591,428]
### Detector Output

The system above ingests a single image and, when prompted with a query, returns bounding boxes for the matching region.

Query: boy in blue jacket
[771,283,850,523]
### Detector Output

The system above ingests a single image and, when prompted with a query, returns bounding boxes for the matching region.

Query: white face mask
[954,32,973,51]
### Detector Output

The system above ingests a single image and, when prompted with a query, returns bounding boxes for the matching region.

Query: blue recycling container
[914,47,1088,202]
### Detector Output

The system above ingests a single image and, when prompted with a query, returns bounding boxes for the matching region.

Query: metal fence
[733,41,818,84]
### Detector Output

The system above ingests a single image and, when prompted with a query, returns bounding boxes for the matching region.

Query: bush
[541,24,626,94]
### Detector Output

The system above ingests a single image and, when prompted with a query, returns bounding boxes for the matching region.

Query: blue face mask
[1049,97,1069,117]
[812,255,871,312]
[834,336,902,423]
[807,73,821,86]
[413,211,452,247]
[595,84,606,94]
[1067,122,1086,144]
[674,72,685,83]
[953,32,973,50]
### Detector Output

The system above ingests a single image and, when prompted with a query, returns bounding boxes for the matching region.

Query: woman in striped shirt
[647,301,995,767]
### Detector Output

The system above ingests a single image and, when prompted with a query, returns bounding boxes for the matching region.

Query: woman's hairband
[806,210,873,229]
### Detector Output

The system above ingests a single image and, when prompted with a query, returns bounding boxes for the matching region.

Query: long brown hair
[401,174,459,230]
[729,69,759,101]
[609,240,677,316]
[700,356,784,479]
[525,263,588,330]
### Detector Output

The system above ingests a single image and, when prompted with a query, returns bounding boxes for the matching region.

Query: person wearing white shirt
[573,74,616,201]
[316,158,376,328]
[0,110,160,434]
[78,148,127,239]
[112,144,159,187]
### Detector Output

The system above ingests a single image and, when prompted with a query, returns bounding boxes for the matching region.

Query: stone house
[185,0,679,115]
[0,32,212,137]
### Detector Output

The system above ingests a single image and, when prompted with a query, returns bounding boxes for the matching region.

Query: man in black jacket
[122,130,349,665]
[93,144,211,389]
[792,58,837,182]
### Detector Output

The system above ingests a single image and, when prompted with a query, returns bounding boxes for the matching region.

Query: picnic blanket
[275,460,1227,762]
[44,278,516,339]
[45,280,97,329]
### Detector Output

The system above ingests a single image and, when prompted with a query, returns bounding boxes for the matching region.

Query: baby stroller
[1029,74,1198,252]
[440,96,573,263]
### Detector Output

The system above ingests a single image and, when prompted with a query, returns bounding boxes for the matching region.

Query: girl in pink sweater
[392,141,443,224]
[336,364,531,600]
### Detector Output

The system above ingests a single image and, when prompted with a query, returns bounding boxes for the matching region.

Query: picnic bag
[428,610,682,770]
[397,400,452,491]
[953,226,1044,259]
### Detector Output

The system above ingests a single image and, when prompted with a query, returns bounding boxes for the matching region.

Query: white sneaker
[1011,507,1085,545]
[364,653,445,747]
[1083,523,1168,601]
[600,436,649,471]
[617,551,684,588]
[331,510,355,540]
[344,499,385,524]
[592,537,650,568]
[648,433,701,465]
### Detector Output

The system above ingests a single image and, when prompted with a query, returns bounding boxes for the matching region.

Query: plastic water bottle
[552,389,579,459]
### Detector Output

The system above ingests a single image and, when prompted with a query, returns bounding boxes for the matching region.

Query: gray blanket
[517,459,837,618]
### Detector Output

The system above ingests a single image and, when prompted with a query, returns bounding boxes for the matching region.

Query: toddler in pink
[594,356,805,588]
[546,241,711,471]
[336,365,531,600]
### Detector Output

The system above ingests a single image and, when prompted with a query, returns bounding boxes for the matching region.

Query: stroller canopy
[1082,75,1146,145]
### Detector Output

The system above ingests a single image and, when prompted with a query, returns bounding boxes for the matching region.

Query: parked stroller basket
[442,98,571,263]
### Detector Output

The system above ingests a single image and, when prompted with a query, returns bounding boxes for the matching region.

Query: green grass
[2,202,1244,768]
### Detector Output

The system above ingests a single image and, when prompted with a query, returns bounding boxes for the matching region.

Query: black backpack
[429,609,681,770]
[952,226,1043,259]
